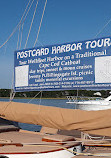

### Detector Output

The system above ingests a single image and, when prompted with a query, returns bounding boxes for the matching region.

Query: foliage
[0,89,110,99]
[0,89,10,97]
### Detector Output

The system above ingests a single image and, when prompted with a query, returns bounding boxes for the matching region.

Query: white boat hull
[66,96,111,111]
[77,104,111,111]
[1,146,81,158]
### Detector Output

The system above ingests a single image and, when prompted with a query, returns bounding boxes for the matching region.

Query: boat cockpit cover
[0,101,111,137]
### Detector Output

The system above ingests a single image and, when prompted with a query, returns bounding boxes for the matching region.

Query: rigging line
[95,17,111,38]
[37,91,43,113]
[5,0,35,101]
[4,44,7,55]
[37,40,44,46]
[10,71,16,101]
[39,91,43,105]
[18,0,35,49]
[24,0,39,49]
[28,91,42,103]
[9,1,35,101]
[19,23,24,49]
[33,0,47,47]
[0,0,33,49]
[17,25,21,49]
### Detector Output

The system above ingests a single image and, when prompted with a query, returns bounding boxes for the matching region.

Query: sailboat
[0,1,83,157]
[1,1,111,157]
[1,35,111,157]
[1,98,111,157]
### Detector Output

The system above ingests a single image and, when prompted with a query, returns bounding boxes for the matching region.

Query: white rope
[18,0,35,49]
[10,70,16,101]
[24,0,39,49]
[4,44,7,55]
[28,91,42,103]
[37,40,44,46]
[17,25,21,49]
[33,0,47,47]
[38,91,43,113]
[95,17,111,38]
[10,90,16,101]
[19,23,24,49]
[9,0,35,100]
[0,0,34,49]
[27,91,43,114]
[39,91,43,105]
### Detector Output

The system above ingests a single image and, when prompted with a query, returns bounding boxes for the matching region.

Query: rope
[24,0,39,49]
[37,40,44,46]
[17,25,21,49]
[37,91,43,113]
[95,17,111,38]
[39,91,43,105]
[0,0,34,49]
[19,23,24,49]
[10,90,15,101]
[1,142,111,156]
[10,70,16,101]
[12,143,111,156]
[33,0,47,47]
[6,0,35,99]
[16,0,35,50]
[22,143,111,156]
[28,91,42,103]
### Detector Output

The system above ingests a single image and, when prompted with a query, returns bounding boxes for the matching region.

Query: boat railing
[67,96,79,103]
[66,96,103,103]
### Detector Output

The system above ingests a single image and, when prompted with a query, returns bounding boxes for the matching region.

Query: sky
[0,0,111,89]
